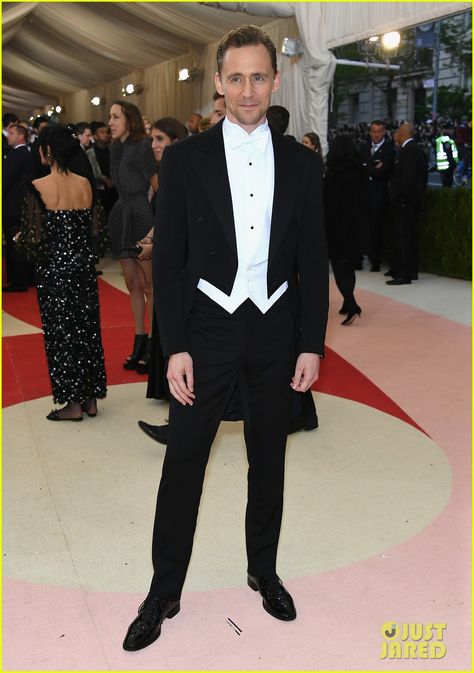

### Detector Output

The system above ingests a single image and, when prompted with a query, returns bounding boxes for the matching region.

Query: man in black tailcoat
[123,25,328,652]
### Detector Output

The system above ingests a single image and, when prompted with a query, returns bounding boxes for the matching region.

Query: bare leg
[137,258,153,329]
[120,258,147,335]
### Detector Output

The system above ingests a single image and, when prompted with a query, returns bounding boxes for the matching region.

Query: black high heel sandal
[123,334,147,371]
[136,336,152,375]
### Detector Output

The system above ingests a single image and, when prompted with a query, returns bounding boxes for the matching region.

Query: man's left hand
[290,353,321,392]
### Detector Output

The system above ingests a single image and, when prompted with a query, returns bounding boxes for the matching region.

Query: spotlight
[178,68,199,82]
[91,96,104,106]
[55,105,62,114]
[47,110,53,117]
[121,84,143,96]
[281,37,303,58]
[381,31,401,51]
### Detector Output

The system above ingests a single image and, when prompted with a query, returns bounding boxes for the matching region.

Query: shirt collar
[223,117,270,152]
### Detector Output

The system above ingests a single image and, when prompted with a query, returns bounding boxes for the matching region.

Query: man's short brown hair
[216,24,277,75]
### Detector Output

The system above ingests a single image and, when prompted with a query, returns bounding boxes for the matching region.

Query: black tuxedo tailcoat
[148,120,328,600]
[153,120,328,359]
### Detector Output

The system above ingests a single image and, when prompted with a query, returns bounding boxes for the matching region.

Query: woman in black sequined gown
[18,124,107,421]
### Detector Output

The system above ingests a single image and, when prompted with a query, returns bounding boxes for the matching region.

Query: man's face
[79,128,93,148]
[7,126,21,147]
[210,98,226,126]
[215,44,280,133]
[188,114,201,134]
[369,124,385,144]
[94,127,109,145]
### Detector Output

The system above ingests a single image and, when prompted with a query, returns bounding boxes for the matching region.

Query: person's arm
[296,150,329,355]
[153,145,189,357]
[291,150,329,391]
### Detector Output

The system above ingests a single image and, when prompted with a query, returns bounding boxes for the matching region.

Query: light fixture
[381,31,401,51]
[358,38,378,58]
[47,110,53,117]
[178,68,200,82]
[281,37,303,58]
[121,83,143,96]
[55,105,62,114]
[91,96,105,106]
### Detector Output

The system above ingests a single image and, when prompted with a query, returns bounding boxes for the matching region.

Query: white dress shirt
[197,117,288,314]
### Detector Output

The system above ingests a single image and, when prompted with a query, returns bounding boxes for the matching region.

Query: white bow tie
[229,127,269,152]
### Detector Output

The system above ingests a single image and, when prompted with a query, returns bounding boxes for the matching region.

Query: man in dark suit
[123,25,328,652]
[2,112,19,159]
[387,122,428,285]
[3,124,34,292]
[359,120,395,272]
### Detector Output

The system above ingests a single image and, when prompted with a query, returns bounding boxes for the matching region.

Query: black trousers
[368,197,388,267]
[4,216,31,289]
[392,205,418,280]
[149,291,295,600]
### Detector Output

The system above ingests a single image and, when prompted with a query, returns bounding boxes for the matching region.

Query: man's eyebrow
[226,71,268,78]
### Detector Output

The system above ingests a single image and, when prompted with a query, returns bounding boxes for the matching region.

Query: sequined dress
[19,185,107,404]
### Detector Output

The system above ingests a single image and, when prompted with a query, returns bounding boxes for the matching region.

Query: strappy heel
[136,336,152,375]
[123,334,147,371]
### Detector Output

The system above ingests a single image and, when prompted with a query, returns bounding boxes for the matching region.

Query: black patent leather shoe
[247,574,296,621]
[137,421,168,445]
[288,414,318,435]
[123,597,180,651]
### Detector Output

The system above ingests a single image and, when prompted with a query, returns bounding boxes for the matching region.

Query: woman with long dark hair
[324,134,369,325]
[17,124,107,420]
[108,100,158,371]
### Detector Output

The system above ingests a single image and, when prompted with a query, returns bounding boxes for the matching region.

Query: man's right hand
[167,352,195,405]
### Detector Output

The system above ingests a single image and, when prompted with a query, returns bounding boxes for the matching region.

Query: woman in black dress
[17,124,107,420]
[108,101,158,371]
[324,135,369,325]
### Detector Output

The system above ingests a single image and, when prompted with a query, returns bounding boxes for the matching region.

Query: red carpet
[3,278,423,434]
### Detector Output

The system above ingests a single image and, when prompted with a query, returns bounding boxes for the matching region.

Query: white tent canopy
[3,1,470,144]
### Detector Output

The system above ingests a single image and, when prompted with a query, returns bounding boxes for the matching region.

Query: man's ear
[272,71,281,94]
[214,72,224,96]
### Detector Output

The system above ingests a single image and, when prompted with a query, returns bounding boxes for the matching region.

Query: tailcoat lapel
[268,128,298,262]
[190,121,237,254]
[189,121,298,261]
